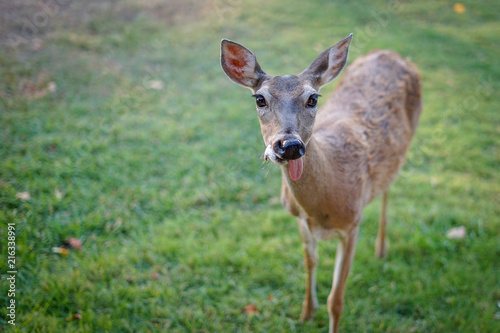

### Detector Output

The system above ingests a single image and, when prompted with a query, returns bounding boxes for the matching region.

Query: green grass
[1,0,499,332]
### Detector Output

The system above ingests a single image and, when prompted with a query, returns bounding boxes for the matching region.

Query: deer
[220,33,422,333]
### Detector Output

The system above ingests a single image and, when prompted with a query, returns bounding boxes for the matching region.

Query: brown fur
[285,49,421,226]
[221,36,422,333]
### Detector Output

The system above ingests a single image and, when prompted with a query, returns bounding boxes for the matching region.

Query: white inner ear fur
[227,54,255,73]
[326,46,350,83]
[223,45,259,87]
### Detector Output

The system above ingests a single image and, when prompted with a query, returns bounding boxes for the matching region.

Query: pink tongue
[288,158,303,181]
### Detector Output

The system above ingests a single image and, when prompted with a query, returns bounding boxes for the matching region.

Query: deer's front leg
[328,227,359,333]
[298,218,319,322]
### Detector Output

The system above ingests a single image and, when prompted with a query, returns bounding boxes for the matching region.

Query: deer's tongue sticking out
[288,157,303,181]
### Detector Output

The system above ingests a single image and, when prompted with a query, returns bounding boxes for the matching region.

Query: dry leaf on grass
[52,237,82,255]
[54,188,64,200]
[47,82,57,93]
[430,177,438,187]
[148,80,164,90]
[72,313,82,320]
[243,303,260,315]
[18,71,57,99]
[15,191,31,201]
[67,237,82,251]
[446,226,467,239]
[453,3,466,14]
[52,247,69,255]
[66,313,82,321]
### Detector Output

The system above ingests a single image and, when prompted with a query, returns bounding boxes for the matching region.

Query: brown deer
[220,34,421,333]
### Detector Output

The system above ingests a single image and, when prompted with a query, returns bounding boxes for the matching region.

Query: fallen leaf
[66,313,82,321]
[148,80,164,90]
[15,191,31,201]
[72,313,82,320]
[267,294,274,301]
[243,303,259,315]
[47,82,57,93]
[52,247,69,255]
[67,238,82,251]
[453,3,466,14]
[18,72,57,99]
[446,226,467,239]
[54,188,63,200]
[430,177,438,187]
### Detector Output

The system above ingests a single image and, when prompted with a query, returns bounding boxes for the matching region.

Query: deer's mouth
[264,144,304,181]
[264,144,284,164]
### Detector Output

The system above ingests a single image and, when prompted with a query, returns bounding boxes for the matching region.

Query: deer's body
[282,49,421,234]
[221,35,421,333]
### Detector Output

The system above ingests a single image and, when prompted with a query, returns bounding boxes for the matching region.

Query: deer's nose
[273,139,305,160]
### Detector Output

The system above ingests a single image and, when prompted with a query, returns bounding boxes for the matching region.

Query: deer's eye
[252,94,267,108]
[307,94,320,107]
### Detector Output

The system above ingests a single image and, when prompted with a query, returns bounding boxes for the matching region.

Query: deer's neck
[281,138,330,212]
[281,136,360,229]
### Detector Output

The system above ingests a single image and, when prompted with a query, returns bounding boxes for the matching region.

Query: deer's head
[220,34,352,181]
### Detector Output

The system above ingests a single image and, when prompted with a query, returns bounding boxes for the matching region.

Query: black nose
[273,139,306,160]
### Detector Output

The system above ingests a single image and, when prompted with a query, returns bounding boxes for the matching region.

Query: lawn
[1,0,499,332]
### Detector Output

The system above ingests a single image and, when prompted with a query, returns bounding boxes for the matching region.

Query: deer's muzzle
[273,139,306,160]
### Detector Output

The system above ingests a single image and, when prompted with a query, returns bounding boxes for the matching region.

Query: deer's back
[314,50,422,204]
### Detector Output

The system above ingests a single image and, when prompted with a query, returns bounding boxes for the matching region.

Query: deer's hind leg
[375,190,389,259]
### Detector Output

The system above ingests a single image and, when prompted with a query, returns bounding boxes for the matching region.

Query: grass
[1,0,499,332]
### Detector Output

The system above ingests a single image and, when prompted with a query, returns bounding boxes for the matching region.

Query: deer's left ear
[300,33,353,88]
[221,39,267,90]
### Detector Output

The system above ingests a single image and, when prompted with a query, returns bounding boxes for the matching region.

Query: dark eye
[307,94,320,107]
[252,94,267,108]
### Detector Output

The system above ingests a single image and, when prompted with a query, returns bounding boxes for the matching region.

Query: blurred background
[1,0,499,332]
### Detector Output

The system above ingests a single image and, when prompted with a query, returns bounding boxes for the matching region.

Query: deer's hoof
[299,301,316,322]
[375,238,388,259]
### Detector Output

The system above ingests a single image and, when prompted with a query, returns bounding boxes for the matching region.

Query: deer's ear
[221,39,266,89]
[301,34,353,88]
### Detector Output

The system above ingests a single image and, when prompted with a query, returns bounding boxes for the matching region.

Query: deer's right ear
[300,34,353,88]
[221,39,266,89]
